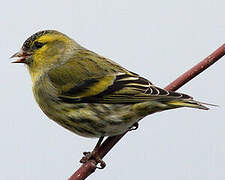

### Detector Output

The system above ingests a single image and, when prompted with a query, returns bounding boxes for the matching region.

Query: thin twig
[69,43,225,180]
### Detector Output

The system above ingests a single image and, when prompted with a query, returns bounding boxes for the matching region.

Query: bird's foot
[80,150,106,169]
[80,136,106,169]
[128,122,139,131]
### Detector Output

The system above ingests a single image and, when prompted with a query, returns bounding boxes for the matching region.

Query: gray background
[1,0,225,179]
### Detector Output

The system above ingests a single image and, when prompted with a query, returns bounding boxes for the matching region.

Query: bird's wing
[74,73,192,104]
[48,61,192,104]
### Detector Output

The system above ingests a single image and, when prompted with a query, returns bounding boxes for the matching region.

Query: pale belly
[40,102,142,137]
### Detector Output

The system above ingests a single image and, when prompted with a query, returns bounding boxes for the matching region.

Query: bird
[11,30,210,168]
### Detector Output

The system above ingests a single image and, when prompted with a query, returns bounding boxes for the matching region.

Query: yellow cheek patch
[32,34,67,64]
[33,45,48,61]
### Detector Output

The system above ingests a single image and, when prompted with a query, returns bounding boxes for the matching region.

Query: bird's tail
[166,99,218,110]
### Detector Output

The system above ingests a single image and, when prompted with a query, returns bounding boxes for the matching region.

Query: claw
[128,122,139,131]
[80,151,106,169]
[80,152,92,163]
[80,136,106,169]
[95,156,106,169]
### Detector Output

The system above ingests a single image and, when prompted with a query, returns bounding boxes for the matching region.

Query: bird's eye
[34,41,44,49]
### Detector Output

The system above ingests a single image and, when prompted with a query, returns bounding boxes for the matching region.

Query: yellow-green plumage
[12,30,209,137]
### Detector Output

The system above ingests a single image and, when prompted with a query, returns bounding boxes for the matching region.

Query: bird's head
[11,30,81,80]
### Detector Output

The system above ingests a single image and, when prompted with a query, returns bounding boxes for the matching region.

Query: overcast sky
[1,0,225,179]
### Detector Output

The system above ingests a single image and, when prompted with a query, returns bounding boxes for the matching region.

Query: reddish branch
[69,43,225,180]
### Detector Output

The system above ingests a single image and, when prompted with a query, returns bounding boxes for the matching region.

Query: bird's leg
[80,136,106,169]
[80,122,138,168]
[128,122,139,131]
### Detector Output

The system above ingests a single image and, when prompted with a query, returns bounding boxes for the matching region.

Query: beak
[10,50,31,63]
